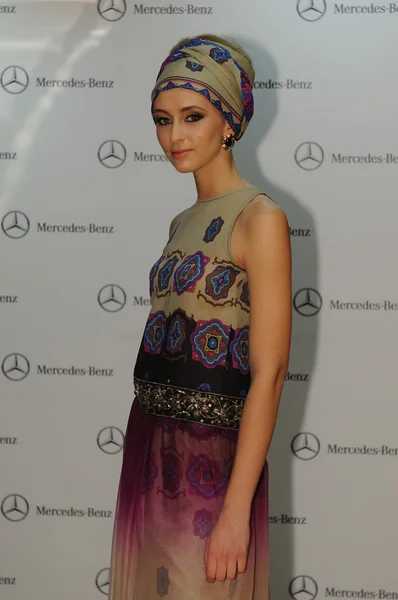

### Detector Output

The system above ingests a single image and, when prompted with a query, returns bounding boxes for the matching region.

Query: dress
[109,186,270,600]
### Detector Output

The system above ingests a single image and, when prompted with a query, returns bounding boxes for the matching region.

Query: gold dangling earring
[221,132,236,151]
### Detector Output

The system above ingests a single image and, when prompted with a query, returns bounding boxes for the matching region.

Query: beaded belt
[133,377,244,430]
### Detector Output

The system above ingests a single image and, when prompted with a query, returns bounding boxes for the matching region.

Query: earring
[221,132,236,151]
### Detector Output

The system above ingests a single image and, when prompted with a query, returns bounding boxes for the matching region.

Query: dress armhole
[226,192,271,270]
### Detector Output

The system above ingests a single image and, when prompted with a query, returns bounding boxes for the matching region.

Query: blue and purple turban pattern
[151,38,255,141]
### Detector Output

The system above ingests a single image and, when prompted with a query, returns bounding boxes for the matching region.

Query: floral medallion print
[173,251,210,295]
[229,326,249,373]
[240,280,250,306]
[158,256,179,292]
[203,216,224,243]
[156,566,170,597]
[205,265,240,301]
[143,311,166,354]
[161,451,183,496]
[190,318,230,368]
[149,255,164,296]
[166,313,187,354]
[142,450,158,494]
[186,453,228,499]
[192,508,214,539]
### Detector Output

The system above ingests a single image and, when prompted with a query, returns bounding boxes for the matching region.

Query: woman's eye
[187,113,203,122]
[154,117,169,126]
[153,113,203,126]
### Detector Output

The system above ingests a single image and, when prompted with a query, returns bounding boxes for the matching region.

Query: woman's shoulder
[245,188,285,219]
[236,189,289,242]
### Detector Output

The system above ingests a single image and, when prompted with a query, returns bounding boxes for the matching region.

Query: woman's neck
[193,153,249,201]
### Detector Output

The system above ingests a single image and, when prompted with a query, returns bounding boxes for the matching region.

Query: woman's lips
[171,149,192,158]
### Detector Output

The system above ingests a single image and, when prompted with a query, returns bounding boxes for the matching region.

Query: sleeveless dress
[109,186,270,600]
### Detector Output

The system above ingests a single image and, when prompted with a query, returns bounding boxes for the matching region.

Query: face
[152,88,234,173]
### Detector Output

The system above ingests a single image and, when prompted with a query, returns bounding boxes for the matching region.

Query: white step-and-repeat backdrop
[1,1,397,598]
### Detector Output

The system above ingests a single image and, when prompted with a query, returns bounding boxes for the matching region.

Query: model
[109,33,292,600]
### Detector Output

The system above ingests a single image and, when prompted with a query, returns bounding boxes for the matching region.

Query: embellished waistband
[133,377,244,430]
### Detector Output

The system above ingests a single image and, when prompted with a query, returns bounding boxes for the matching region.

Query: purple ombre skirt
[109,397,269,600]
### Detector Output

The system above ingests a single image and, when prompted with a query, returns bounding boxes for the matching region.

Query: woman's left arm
[204,197,292,582]
[223,197,292,515]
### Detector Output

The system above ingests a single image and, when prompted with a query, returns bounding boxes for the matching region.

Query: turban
[151,37,255,141]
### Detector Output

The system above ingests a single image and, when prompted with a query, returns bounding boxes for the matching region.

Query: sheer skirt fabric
[109,397,269,600]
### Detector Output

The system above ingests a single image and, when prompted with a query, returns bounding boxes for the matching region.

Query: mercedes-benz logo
[297,0,327,21]
[98,285,126,312]
[98,140,127,169]
[98,0,127,21]
[293,288,322,317]
[97,427,124,454]
[1,494,30,522]
[1,211,30,239]
[289,575,318,600]
[2,353,30,381]
[295,142,324,170]
[0,66,29,94]
[95,568,110,595]
[291,433,321,460]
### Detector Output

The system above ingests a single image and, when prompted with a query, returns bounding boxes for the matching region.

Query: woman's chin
[172,163,196,173]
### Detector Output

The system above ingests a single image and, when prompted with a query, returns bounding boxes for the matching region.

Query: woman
[109,33,292,600]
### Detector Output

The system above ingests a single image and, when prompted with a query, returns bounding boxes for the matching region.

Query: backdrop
[1,1,397,598]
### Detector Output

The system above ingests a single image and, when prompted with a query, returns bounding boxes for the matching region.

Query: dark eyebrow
[153,105,208,115]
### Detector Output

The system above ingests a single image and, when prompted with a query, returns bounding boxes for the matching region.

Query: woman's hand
[203,509,251,583]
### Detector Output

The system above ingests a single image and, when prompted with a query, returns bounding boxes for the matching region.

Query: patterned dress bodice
[133,186,265,429]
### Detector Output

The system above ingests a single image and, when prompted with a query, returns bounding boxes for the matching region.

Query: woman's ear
[224,125,235,136]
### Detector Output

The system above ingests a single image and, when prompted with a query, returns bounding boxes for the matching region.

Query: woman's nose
[169,121,185,145]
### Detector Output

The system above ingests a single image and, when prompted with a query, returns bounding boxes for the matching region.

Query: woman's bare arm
[222,196,292,516]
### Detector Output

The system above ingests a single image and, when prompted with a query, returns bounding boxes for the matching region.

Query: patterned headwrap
[151,37,255,141]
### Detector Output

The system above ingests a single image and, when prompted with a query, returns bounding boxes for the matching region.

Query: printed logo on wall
[293,288,322,316]
[97,0,127,21]
[291,433,321,460]
[295,142,324,170]
[98,141,127,168]
[1,211,30,239]
[97,427,125,454]
[296,0,326,21]
[0,66,29,94]
[97,0,127,20]
[254,79,313,91]
[289,576,318,600]
[96,569,110,595]
[1,494,30,522]
[1,353,30,381]
[98,285,127,312]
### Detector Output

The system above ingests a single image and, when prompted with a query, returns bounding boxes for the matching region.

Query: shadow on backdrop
[233,34,320,598]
